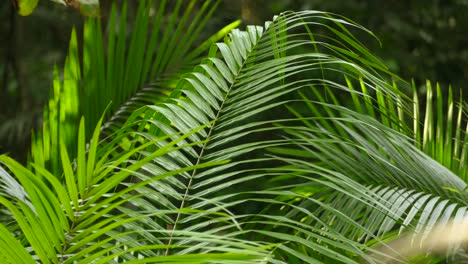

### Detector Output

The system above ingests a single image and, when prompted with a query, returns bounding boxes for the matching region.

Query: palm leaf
[332,76,468,178]
[2,115,269,262]
[114,10,412,262]
[30,0,240,176]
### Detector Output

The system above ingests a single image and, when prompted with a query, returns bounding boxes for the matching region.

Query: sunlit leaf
[15,0,39,16]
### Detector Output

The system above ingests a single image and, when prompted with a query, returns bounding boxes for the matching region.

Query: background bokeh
[1,0,468,161]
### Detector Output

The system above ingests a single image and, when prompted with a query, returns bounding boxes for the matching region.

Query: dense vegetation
[2,0,468,161]
[0,0,467,263]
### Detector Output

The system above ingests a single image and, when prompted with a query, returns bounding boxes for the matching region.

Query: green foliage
[30,0,240,176]
[14,0,39,16]
[0,2,467,263]
[15,0,98,16]
[328,77,468,178]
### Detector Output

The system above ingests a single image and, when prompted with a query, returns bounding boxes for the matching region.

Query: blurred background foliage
[1,0,468,162]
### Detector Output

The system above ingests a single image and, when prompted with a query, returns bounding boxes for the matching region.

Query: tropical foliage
[14,0,99,16]
[1,0,467,263]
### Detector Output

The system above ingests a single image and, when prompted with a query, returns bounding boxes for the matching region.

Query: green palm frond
[271,75,468,260]
[270,107,467,237]
[30,0,240,176]
[1,8,467,264]
[414,81,468,179]
[2,115,265,262]
[113,10,422,262]
[333,75,468,178]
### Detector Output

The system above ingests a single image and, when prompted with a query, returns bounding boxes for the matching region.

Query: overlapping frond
[336,76,468,178]
[30,0,240,176]
[266,71,468,262]
[113,10,425,262]
[268,98,468,261]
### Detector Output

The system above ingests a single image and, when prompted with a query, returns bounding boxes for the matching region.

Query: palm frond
[114,10,413,262]
[2,115,271,262]
[30,0,240,175]
[270,106,467,225]
[329,75,468,178]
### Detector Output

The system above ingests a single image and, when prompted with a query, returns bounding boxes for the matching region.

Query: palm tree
[0,1,467,263]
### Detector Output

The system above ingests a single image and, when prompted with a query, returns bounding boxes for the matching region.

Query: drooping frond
[269,105,467,239]
[329,75,468,178]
